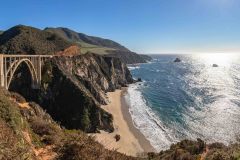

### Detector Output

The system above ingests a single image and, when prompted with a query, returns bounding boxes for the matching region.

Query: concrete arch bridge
[0,54,53,90]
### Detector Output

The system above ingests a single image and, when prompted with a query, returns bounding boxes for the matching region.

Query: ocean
[125,54,240,151]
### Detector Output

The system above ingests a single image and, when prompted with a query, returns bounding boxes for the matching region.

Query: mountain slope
[0,88,137,160]
[0,25,151,64]
[45,27,129,51]
[0,25,73,55]
[0,30,3,35]
[45,27,152,64]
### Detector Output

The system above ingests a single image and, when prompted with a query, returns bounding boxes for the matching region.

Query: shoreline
[121,87,156,153]
[92,87,155,156]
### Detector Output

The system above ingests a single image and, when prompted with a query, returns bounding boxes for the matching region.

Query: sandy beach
[92,88,155,156]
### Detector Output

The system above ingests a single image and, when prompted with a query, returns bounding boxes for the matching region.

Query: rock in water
[174,58,181,62]
[137,78,142,82]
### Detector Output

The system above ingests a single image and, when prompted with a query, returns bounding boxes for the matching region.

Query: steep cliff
[9,53,134,133]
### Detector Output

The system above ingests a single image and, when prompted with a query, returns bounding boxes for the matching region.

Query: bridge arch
[0,54,52,90]
[6,58,39,90]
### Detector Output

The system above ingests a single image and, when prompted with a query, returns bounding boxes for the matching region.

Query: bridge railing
[0,54,54,58]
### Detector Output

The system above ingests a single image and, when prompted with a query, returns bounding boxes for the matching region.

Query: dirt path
[18,101,57,160]
[200,146,209,160]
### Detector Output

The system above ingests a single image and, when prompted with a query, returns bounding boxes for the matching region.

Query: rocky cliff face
[52,53,133,104]
[9,53,134,133]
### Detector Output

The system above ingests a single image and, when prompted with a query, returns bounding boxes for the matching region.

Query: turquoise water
[125,54,240,151]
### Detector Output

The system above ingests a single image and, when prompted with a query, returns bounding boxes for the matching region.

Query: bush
[81,108,90,131]
[57,131,136,160]
[30,117,62,145]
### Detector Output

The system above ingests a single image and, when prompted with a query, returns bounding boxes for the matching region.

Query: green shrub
[81,108,90,131]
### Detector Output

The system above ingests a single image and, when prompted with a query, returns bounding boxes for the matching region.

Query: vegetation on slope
[0,89,35,159]
[0,88,136,160]
[0,25,152,64]
[0,25,73,55]
[147,139,240,160]
[45,27,129,51]
[45,27,152,63]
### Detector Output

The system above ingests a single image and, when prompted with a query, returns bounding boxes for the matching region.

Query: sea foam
[125,83,178,151]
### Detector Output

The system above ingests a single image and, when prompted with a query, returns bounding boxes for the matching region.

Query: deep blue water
[126,54,240,150]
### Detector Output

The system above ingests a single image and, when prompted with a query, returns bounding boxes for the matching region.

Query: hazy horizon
[1,0,240,54]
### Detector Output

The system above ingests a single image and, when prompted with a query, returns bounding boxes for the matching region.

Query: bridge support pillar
[0,54,4,88]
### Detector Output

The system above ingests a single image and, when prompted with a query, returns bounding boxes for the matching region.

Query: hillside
[0,25,151,64]
[0,88,136,160]
[45,27,151,64]
[45,27,129,51]
[0,30,3,35]
[0,25,73,55]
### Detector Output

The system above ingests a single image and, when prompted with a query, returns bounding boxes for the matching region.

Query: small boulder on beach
[114,134,121,142]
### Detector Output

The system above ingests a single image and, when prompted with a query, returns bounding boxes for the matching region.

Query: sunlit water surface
[126,54,240,151]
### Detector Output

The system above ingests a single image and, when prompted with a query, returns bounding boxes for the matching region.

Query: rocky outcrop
[140,54,152,61]
[106,50,149,64]
[174,58,181,62]
[9,53,134,133]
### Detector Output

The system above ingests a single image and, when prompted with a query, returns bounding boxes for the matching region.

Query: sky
[1,0,240,54]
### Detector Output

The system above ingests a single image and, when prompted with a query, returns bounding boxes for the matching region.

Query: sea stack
[174,58,181,62]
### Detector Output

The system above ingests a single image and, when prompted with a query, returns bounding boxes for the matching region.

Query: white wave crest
[127,66,140,70]
[125,83,178,151]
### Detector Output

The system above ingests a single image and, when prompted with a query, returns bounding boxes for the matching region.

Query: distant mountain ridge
[0,25,152,64]
[45,27,151,64]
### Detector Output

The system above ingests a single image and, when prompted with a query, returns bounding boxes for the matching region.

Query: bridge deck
[0,54,53,58]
